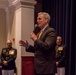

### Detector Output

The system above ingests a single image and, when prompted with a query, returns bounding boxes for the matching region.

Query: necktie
[38,30,42,39]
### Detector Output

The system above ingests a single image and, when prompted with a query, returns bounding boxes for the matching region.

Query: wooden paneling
[22,57,34,75]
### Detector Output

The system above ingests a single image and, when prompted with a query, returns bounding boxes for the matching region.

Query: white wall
[0,9,6,53]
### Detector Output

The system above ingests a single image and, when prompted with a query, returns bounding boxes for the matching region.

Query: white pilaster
[12,0,36,75]
[0,0,12,40]
[5,8,11,40]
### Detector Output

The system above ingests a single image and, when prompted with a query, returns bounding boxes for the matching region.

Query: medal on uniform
[9,50,14,55]
[58,47,63,51]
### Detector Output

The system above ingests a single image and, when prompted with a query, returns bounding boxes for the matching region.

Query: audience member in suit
[1,40,17,75]
[55,36,66,75]
[19,12,57,75]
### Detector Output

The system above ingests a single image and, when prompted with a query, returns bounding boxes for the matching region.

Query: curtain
[42,0,75,75]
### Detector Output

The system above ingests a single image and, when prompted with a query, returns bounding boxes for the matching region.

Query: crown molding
[12,0,37,9]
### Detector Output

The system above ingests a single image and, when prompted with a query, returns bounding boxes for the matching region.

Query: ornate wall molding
[12,0,37,9]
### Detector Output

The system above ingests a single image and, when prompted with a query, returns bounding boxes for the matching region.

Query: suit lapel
[39,26,50,39]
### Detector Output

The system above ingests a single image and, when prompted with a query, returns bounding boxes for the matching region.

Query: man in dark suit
[55,36,66,75]
[19,12,57,75]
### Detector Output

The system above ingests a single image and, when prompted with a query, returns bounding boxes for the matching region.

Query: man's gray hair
[38,12,51,23]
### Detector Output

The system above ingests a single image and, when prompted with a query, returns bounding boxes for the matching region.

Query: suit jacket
[56,44,66,67]
[26,26,57,74]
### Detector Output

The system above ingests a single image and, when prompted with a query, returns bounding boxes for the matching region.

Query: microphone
[33,24,41,35]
